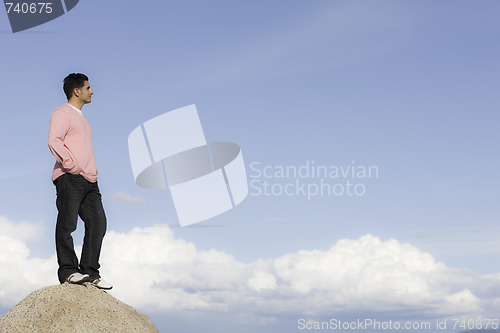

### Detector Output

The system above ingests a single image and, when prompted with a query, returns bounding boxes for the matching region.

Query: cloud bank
[0,217,57,307]
[2,217,500,324]
[100,226,498,320]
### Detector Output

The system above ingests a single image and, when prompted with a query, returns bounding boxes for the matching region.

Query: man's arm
[48,110,81,174]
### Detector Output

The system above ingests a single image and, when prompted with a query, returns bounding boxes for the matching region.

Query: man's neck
[66,103,84,116]
[67,100,84,110]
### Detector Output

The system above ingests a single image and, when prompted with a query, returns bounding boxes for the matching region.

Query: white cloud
[0,235,57,307]
[111,192,145,205]
[0,216,44,242]
[98,226,498,320]
[248,271,278,292]
[2,221,500,325]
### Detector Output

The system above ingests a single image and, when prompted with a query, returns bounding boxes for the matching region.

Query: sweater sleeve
[48,110,79,173]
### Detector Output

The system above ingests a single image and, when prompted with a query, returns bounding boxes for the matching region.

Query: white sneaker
[91,278,113,290]
[66,273,90,284]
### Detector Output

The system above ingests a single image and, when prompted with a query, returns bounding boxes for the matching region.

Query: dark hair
[63,73,89,100]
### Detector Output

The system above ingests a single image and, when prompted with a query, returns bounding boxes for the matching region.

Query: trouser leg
[78,181,107,281]
[54,174,85,284]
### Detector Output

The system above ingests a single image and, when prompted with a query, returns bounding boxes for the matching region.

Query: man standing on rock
[48,73,112,290]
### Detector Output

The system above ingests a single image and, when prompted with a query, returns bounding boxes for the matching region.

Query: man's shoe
[91,278,113,290]
[66,273,90,284]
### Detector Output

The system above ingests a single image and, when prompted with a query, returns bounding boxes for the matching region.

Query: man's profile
[47,73,112,289]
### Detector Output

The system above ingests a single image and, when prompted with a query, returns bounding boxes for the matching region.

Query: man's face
[75,81,93,104]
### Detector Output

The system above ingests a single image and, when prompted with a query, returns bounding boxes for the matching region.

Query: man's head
[63,73,93,105]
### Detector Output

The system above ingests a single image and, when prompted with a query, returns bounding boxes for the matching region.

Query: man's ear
[73,87,80,98]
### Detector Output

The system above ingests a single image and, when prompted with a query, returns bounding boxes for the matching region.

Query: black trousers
[53,173,107,284]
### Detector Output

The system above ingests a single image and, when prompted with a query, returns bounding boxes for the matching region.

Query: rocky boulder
[0,283,159,333]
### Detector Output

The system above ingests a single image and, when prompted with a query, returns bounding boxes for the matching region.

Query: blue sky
[1,1,500,332]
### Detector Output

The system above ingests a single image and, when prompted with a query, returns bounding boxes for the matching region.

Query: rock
[0,283,159,333]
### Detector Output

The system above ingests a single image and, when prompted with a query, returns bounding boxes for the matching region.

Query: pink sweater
[48,103,98,182]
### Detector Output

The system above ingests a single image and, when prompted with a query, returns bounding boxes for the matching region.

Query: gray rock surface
[0,283,159,333]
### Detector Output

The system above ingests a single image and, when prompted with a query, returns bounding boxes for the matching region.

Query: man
[48,73,112,289]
